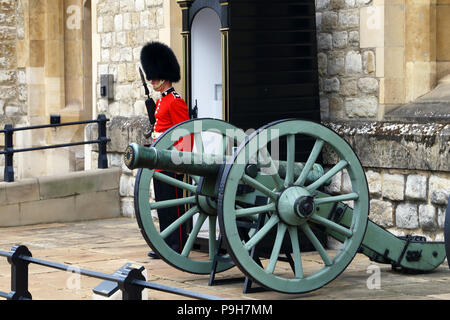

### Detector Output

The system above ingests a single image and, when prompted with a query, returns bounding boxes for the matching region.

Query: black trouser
[153,171,188,253]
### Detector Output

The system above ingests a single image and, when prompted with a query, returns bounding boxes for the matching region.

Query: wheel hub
[294,196,315,218]
[277,186,314,225]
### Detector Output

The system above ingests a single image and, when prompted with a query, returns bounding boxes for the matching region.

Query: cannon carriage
[124,118,448,294]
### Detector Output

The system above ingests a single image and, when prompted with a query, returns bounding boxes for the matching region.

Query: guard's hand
[145,98,156,124]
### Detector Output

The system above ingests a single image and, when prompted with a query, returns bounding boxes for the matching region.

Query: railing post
[117,265,145,300]
[3,124,14,182]
[97,114,108,169]
[7,245,32,300]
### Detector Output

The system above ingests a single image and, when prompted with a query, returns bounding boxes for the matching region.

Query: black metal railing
[0,114,110,182]
[0,245,223,300]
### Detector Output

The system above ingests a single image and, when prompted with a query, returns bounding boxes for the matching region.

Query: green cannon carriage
[124,118,449,294]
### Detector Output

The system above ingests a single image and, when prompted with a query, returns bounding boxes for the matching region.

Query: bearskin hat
[140,41,181,83]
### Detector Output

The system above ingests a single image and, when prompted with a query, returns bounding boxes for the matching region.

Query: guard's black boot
[148,251,160,259]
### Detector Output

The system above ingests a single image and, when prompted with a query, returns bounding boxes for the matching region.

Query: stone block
[316,0,331,10]
[338,9,359,28]
[357,77,378,93]
[384,47,405,78]
[4,178,40,205]
[0,182,5,202]
[341,169,352,193]
[340,78,357,96]
[382,173,404,201]
[363,50,375,75]
[365,170,381,196]
[38,168,121,200]
[318,33,332,50]
[0,203,20,227]
[437,5,450,61]
[322,11,338,30]
[20,196,77,225]
[75,189,121,221]
[437,207,445,229]
[121,197,135,218]
[344,96,378,118]
[395,202,419,229]
[327,55,345,76]
[333,31,348,48]
[324,169,341,194]
[318,53,328,76]
[324,77,340,92]
[405,61,437,103]
[418,204,437,231]
[429,175,450,205]
[370,199,393,227]
[345,50,362,75]
[405,174,427,200]
[385,4,405,48]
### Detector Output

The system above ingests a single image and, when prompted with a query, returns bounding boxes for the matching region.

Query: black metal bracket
[7,245,32,300]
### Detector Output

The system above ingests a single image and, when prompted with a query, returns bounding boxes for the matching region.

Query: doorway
[191,8,223,121]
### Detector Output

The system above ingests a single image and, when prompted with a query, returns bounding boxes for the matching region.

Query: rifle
[139,67,156,139]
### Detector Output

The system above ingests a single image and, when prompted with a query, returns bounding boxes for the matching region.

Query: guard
[140,41,191,258]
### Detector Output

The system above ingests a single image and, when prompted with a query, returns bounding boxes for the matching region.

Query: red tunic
[153,88,191,151]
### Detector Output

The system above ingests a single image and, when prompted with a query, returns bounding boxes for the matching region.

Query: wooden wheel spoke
[241,174,278,200]
[244,215,279,251]
[181,213,207,257]
[305,160,348,192]
[235,202,275,218]
[153,171,197,193]
[160,206,198,239]
[300,223,332,266]
[288,226,303,279]
[310,214,353,238]
[266,223,287,273]
[285,134,296,187]
[150,196,196,210]
[295,139,324,186]
[314,192,359,205]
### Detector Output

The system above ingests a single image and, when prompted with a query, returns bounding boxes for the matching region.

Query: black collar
[162,87,175,97]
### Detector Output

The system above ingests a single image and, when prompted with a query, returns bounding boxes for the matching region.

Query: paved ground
[1,217,450,301]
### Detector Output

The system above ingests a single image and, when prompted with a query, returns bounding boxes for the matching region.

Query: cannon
[124,118,449,294]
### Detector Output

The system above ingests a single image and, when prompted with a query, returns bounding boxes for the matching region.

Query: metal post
[116,266,145,300]
[97,114,108,169]
[7,245,32,300]
[3,124,14,182]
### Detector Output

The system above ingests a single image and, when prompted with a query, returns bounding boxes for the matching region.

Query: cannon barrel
[124,143,328,184]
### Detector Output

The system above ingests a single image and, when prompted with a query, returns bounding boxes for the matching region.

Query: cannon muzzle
[125,143,222,176]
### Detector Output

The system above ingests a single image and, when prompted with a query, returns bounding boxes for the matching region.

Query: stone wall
[95,0,164,120]
[316,0,379,121]
[324,121,449,240]
[0,0,26,181]
[0,0,26,122]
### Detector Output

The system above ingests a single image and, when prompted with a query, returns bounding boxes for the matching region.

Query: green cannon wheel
[217,119,369,293]
[134,118,245,274]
